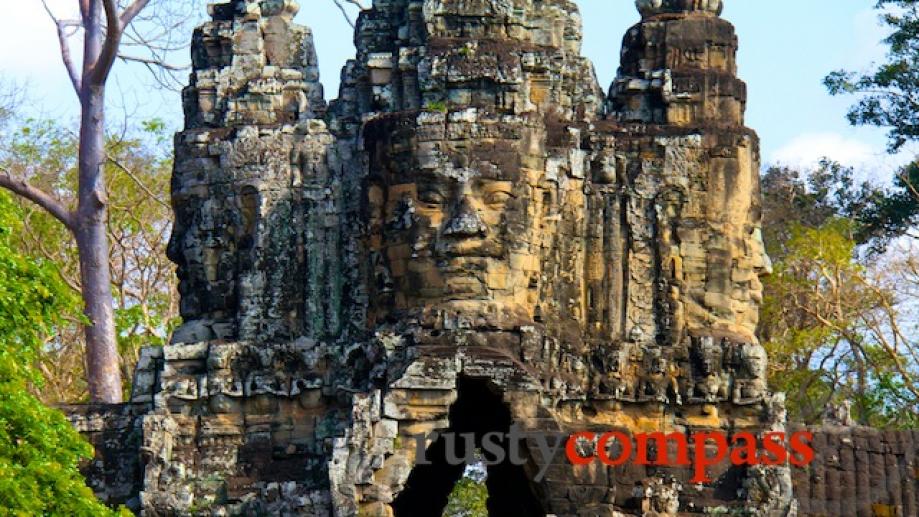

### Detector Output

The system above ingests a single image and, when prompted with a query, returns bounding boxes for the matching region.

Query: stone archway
[392,376,545,517]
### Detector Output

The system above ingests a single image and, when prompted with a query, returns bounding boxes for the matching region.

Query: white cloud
[1,0,81,79]
[769,133,916,187]
[770,133,877,168]
[850,7,889,66]
[0,0,84,115]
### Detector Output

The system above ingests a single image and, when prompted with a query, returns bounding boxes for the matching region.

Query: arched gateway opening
[392,377,545,517]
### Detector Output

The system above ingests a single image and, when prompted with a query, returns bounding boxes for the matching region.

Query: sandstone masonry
[67,1,919,516]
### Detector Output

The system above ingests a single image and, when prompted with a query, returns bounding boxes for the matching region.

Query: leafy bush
[0,191,122,515]
[443,477,488,517]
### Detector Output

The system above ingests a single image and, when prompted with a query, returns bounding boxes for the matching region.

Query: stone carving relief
[365,113,557,328]
[69,1,801,516]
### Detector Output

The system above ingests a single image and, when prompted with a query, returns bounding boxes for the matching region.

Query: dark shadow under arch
[392,377,545,517]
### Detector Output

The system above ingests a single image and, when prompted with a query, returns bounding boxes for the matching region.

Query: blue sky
[4,0,911,173]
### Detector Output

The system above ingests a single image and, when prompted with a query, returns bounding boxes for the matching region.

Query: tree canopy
[760,164,919,427]
[0,117,178,402]
[824,0,919,251]
[825,0,919,153]
[0,190,122,515]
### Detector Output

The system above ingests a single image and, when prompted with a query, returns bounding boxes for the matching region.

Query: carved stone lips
[435,239,503,258]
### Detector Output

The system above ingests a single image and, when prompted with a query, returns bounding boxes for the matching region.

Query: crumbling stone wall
[67,1,877,516]
[790,424,919,517]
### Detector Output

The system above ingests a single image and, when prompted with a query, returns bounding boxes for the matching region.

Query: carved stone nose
[443,202,487,237]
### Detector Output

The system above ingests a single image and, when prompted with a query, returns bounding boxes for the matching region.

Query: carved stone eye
[484,191,512,207]
[417,189,445,207]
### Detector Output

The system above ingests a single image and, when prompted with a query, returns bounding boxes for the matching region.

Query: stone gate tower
[73,0,803,515]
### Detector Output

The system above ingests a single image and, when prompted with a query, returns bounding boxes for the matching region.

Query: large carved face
[168,181,249,322]
[167,180,216,320]
[366,114,553,324]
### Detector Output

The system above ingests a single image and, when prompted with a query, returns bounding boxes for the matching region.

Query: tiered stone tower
[73,0,859,515]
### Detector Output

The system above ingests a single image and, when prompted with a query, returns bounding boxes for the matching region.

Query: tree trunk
[77,0,123,403]
[77,85,122,404]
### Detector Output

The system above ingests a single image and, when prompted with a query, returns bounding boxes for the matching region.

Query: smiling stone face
[410,174,516,293]
[366,112,553,324]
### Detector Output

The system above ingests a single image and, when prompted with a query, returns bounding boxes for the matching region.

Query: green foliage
[0,117,179,402]
[760,163,882,258]
[141,117,167,136]
[425,100,449,113]
[443,476,488,517]
[760,167,919,427]
[761,221,862,421]
[822,1,919,251]
[856,160,919,250]
[825,0,919,152]
[785,219,858,267]
[0,191,121,515]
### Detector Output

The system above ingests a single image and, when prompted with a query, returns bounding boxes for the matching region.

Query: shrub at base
[0,191,123,515]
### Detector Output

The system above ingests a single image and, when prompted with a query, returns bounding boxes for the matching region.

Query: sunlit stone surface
[67,2,917,516]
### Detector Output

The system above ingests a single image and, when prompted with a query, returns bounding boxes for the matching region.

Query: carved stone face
[167,182,220,320]
[750,226,773,295]
[689,337,711,372]
[740,343,768,380]
[367,115,552,323]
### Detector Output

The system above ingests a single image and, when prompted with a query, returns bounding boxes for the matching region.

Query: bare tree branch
[116,54,188,71]
[898,169,919,204]
[331,0,356,28]
[92,0,124,85]
[41,0,83,96]
[120,0,152,27]
[0,166,75,231]
[122,25,188,52]
[117,18,190,90]
[79,0,91,24]
[28,0,185,403]
[106,154,170,209]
